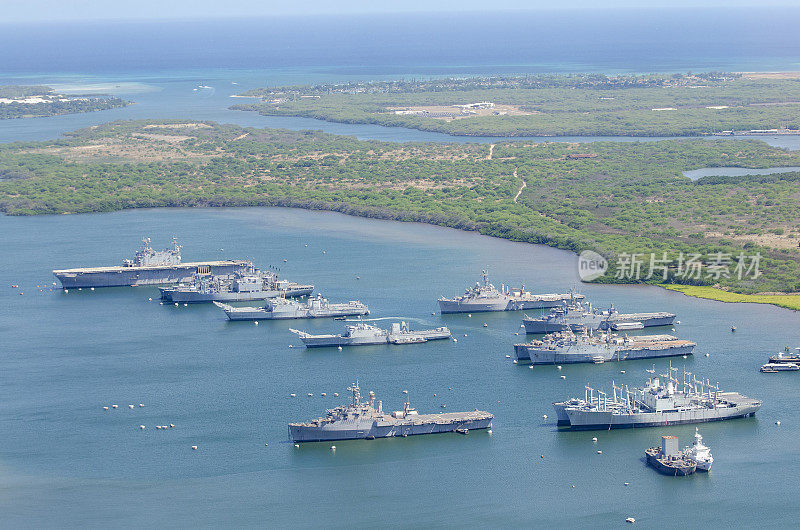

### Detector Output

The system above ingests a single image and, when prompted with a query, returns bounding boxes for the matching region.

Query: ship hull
[301,336,389,348]
[289,416,493,442]
[222,307,369,321]
[160,286,313,303]
[563,405,760,430]
[53,261,248,288]
[646,453,696,476]
[524,313,676,334]
[515,344,694,363]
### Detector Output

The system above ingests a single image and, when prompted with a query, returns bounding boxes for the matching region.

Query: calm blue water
[1,8,800,147]
[4,9,800,527]
[2,207,800,527]
[683,166,800,181]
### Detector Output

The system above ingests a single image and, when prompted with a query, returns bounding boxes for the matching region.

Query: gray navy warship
[438,270,582,313]
[522,297,676,334]
[288,380,493,442]
[514,329,695,364]
[553,365,761,429]
[53,237,249,289]
[214,294,369,320]
[159,266,313,303]
[291,321,451,348]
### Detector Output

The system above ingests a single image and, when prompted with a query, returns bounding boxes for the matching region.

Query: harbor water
[2,207,800,527]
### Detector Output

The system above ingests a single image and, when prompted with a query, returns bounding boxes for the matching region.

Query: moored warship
[522,298,676,334]
[159,266,313,303]
[214,294,369,320]
[288,380,493,442]
[684,428,713,471]
[514,329,695,364]
[438,270,582,313]
[552,365,762,429]
[291,321,451,348]
[53,237,249,288]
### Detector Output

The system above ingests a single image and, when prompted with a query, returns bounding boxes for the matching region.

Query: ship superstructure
[522,298,675,334]
[159,266,313,303]
[438,270,582,313]
[288,380,492,442]
[214,294,369,320]
[53,237,249,288]
[552,365,761,430]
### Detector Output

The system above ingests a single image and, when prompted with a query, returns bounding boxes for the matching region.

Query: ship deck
[53,259,250,274]
[290,410,493,427]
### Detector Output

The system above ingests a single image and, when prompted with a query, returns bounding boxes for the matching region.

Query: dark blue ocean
[3,9,800,528]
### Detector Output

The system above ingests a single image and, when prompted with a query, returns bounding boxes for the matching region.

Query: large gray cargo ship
[214,295,369,320]
[53,237,249,289]
[159,267,313,303]
[289,380,493,442]
[514,329,694,364]
[438,270,582,313]
[522,298,676,334]
[552,366,761,430]
[291,321,452,348]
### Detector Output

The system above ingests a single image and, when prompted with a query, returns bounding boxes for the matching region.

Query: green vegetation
[0,85,129,119]
[663,284,800,311]
[233,73,800,137]
[2,120,800,296]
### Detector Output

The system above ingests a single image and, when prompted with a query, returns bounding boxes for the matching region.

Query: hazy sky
[6,0,796,22]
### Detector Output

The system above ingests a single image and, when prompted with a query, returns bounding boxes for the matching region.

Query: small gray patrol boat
[553,365,761,430]
[159,266,313,303]
[53,237,249,288]
[288,380,493,442]
[214,294,369,320]
[291,321,451,348]
[438,270,583,313]
[522,297,676,334]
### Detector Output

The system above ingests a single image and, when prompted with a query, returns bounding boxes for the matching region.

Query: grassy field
[234,73,800,137]
[2,119,800,299]
[662,284,800,310]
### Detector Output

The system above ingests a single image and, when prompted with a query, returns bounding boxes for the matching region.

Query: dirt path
[513,170,526,202]
[487,144,495,160]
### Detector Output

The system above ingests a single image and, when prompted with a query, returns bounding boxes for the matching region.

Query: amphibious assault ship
[514,329,695,364]
[53,237,249,289]
[438,270,582,313]
[522,298,676,334]
[159,266,313,303]
[288,380,493,442]
[291,321,451,348]
[552,365,761,429]
[214,294,368,320]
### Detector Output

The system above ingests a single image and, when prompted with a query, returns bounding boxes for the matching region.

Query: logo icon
[578,250,608,281]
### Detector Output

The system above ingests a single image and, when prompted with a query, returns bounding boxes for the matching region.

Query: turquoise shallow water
[2,207,800,527]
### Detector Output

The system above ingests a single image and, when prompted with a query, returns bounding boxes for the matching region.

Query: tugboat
[684,428,713,472]
[645,435,696,476]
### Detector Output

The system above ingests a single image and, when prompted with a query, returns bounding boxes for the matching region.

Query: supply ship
[552,365,761,429]
[291,321,451,348]
[53,237,249,289]
[214,295,368,320]
[159,266,313,303]
[438,270,582,313]
[522,298,675,333]
[288,380,493,442]
[514,329,695,364]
